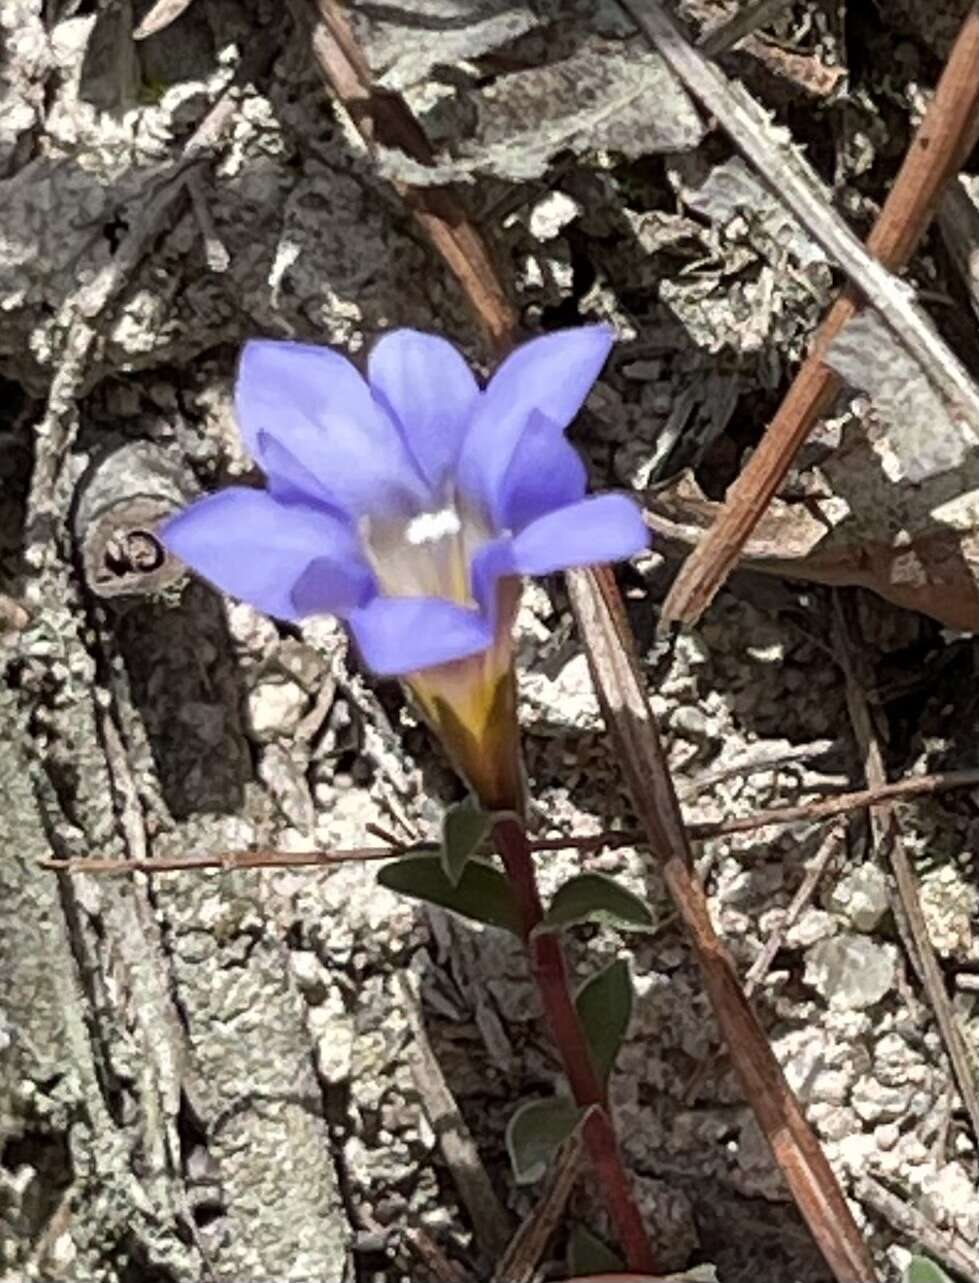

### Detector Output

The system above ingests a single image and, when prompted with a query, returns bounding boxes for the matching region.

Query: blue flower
[162,326,647,808]
[162,326,648,676]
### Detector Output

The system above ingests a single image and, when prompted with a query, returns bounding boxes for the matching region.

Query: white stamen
[405,506,462,546]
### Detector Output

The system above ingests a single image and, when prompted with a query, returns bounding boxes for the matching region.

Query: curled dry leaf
[376,37,705,186]
[646,466,979,632]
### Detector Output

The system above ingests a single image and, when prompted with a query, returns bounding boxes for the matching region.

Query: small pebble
[805,934,896,1009]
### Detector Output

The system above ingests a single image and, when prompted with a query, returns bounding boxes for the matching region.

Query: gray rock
[247,679,309,741]
[828,862,890,932]
[805,935,896,1009]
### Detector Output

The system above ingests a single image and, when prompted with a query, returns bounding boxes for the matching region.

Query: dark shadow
[0,374,32,607]
[79,0,216,114]
[112,581,251,818]
[0,1129,73,1245]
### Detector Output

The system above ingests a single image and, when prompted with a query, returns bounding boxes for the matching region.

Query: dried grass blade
[833,594,979,1149]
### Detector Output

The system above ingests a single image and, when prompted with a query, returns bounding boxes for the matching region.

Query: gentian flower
[161,327,647,809]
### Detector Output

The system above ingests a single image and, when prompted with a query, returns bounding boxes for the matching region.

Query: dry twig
[698,0,795,56]
[493,1132,584,1283]
[133,0,198,38]
[683,823,844,1107]
[401,1225,469,1283]
[41,764,979,875]
[618,0,979,626]
[396,973,513,1258]
[857,1174,979,1282]
[743,824,844,994]
[833,595,979,1150]
[301,0,516,351]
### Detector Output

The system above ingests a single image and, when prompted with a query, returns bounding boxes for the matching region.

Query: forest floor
[1,1,977,1281]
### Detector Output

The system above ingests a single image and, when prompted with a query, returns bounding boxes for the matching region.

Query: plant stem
[492,816,657,1274]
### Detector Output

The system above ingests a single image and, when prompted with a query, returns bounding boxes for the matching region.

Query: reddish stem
[493,817,657,1274]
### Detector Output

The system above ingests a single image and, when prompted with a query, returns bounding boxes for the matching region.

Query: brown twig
[40,763,979,876]
[134,0,199,38]
[832,595,979,1150]
[682,767,979,839]
[494,1133,584,1283]
[400,1226,469,1283]
[621,0,979,626]
[682,823,845,1105]
[698,0,794,56]
[302,0,517,352]
[743,824,844,994]
[395,972,513,1257]
[566,567,878,1283]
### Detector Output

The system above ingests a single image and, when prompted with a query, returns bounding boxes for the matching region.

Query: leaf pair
[380,838,654,939]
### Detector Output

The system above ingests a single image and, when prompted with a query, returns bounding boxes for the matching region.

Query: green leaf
[904,1259,955,1283]
[541,872,655,933]
[567,1223,625,1277]
[505,1097,581,1185]
[377,854,520,935]
[440,795,491,886]
[575,958,634,1083]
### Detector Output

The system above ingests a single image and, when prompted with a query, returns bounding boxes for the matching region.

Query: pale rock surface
[805,935,897,1009]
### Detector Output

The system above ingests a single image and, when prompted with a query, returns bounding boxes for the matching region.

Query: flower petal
[469,536,518,623]
[456,325,613,524]
[291,557,377,618]
[160,488,372,622]
[236,339,427,517]
[348,596,492,676]
[508,493,649,575]
[368,329,479,491]
[496,410,588,532]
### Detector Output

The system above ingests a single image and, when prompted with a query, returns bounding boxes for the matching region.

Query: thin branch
[618,0,979,626]
[833,595,979,1150]
[743,824,844,993]
[683,823,844,1108]
[134,0,198,38]
[494,1133,584,1283]
[400,1226,469,1283]
[301,0,517,351]
[41,764,979,875]
[681,767,979,839]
